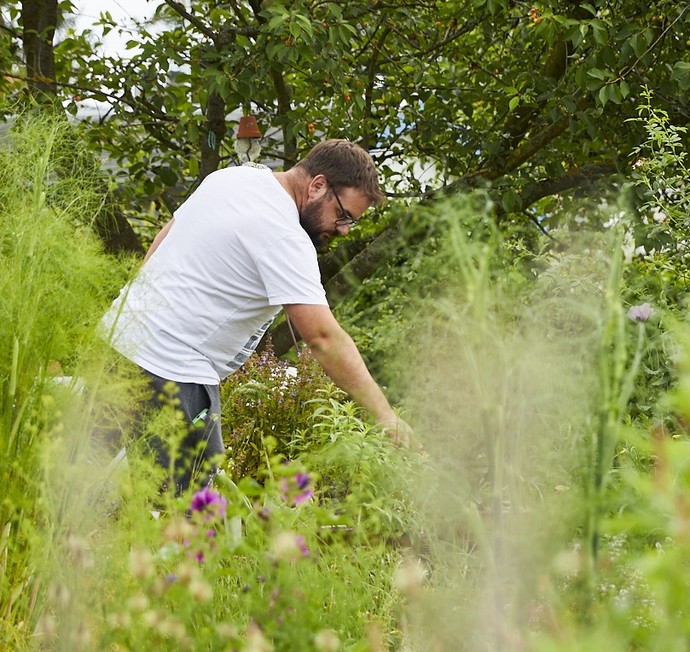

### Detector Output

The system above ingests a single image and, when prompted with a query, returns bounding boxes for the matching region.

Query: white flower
[627,303,653,322]
[622,231,635,263]
[652,206,667,223]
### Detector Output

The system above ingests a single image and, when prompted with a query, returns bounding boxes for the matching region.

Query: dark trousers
[137,370,224,495]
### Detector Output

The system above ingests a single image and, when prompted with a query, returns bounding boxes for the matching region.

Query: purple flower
[279,478,290,502]
[279,472,314,506]
[627,303,653,322]
[295,535,310,557]
[190,487,228,517]
[293,489,314,506]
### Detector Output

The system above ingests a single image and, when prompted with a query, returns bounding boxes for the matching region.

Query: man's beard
[299,196,330,249]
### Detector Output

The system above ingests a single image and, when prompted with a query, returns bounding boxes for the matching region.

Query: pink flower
[295,535,310,557]
[186,488,227,564]
[293,488,314,506]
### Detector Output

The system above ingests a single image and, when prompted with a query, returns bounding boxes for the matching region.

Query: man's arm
[144,218,175,262]
[283,303,412,445]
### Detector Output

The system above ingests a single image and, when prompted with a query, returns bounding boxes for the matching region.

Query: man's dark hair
[295,139,386,206]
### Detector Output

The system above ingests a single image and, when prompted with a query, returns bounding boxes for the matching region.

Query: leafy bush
[219,342,336,480]
[220,342,425,546]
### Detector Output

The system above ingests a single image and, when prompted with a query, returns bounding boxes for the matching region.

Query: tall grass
[362,196,652,650]
[0,111,135,646]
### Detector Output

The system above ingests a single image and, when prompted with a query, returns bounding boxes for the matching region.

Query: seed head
[129,547,155,580]
[314,628,341,651]
[392,557,428,599]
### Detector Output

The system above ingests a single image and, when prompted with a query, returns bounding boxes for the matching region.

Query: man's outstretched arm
[283,303,413,446]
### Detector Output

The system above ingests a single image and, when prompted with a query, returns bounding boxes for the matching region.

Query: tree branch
[362,25,392,150]
[517,162,620,211]
[619,5,690,80]
[163,0,215,40]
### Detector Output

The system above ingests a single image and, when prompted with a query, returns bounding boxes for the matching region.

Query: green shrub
[219,342,336,480]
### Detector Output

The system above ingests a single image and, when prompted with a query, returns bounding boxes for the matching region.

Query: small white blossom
[622,231,635,263]
[652,206,667,223]
[627,303,653,322]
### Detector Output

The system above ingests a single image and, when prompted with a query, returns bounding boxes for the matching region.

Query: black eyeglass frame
[328,182,358,228]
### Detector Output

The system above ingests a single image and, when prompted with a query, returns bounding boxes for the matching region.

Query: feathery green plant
[0,110,134,646]
[365,195,631,650]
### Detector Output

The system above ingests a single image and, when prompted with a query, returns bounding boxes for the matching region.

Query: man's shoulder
[204,165,284,199]
[212,164,272,180]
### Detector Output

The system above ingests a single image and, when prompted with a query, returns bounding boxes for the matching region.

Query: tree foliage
[1,0,689,278]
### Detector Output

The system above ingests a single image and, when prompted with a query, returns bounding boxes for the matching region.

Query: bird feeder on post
[235,115,262,164]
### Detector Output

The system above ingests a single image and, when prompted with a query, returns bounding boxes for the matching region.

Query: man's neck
[274,169,308,211]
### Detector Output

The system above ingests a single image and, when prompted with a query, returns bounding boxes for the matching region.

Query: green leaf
[608,83,622,104]
[587,67,606,80]
[267,13,288,31]
[157,166,177,187]
[671,61,690,91]
[501,189,521,213]
[508,96,520,112]
[326,2,344,19]
[598,85,609,107]
[591,21,608,46]
[294,13,314,38]
[630,33,646,58]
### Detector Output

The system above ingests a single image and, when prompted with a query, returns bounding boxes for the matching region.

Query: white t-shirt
[102,166,328,384]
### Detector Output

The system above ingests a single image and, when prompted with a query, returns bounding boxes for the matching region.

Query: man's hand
[377,415,418,450]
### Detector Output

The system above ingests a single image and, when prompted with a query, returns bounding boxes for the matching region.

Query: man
[102,139,412,493]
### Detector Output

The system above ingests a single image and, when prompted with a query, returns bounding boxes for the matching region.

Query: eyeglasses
[329,182,358,228]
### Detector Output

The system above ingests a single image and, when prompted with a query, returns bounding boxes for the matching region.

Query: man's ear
[307,174,328,199]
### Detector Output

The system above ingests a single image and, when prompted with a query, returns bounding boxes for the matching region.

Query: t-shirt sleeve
[256,235,328,307]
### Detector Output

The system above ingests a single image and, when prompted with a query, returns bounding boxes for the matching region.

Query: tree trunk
[21,0,57,99]
[93,196,146,256]
[19,0,144,256]
[198,91,227,182]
